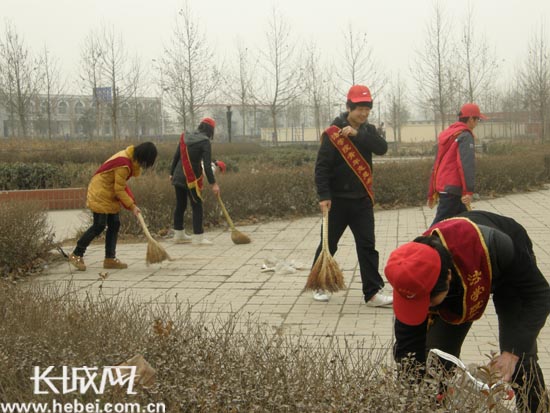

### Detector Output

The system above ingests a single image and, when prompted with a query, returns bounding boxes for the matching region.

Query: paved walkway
[42,188,550,377]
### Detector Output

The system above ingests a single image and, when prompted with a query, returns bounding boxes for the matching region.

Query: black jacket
[315,112,388,201]
[170,131,216,188]
[394,210,550,363]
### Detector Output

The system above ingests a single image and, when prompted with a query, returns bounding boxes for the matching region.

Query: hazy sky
[3,0,550,98]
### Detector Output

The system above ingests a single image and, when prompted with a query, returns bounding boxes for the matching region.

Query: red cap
[384,242,441,326]
[459,103,487,120]
[215,160,226,173]
[347,85,373,103]
[201,117,216,128]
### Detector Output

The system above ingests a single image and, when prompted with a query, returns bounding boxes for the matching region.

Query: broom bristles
[304,250,345,293]
[146,239,171,265]
[231,229,251,244]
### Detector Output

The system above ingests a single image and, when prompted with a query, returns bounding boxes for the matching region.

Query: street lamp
[226,105,233,143]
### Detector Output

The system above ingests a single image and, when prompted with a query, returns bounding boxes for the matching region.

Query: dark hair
[133,142,157,169]
[458,116,480,123]
[412,234,454,297]
[198,122,214,139]
[347,100,373,111]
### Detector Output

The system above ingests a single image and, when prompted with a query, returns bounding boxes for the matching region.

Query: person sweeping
[169,117,220,245]
[68,142,158,271]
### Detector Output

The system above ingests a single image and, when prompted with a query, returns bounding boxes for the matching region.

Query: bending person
[385,210,550,412]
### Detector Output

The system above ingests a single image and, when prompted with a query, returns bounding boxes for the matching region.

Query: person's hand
[212,183,220,196]
[427,198,436,209]
[491,351,519,382]
[132,204,141,217]
[169,175,173,182]
[461,194,473,209]
[319,200,331,214]
[341,126,357,137]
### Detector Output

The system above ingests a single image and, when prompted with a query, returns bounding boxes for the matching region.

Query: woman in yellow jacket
[69,142,157,271]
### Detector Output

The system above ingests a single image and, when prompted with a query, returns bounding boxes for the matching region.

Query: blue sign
[94,87,112,103]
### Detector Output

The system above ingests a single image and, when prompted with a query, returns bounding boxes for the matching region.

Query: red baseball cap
[347,85,373,103]
[459,103,487,120]
[215,160,226,173]
[201,117,216,128]
[384,242,441,326]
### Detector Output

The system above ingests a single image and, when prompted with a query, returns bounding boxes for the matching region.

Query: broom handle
[137,213,155,242]
[321,211,329,253]
[217,194,236,230]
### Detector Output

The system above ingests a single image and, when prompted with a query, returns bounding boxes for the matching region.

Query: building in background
[0,93,161,139]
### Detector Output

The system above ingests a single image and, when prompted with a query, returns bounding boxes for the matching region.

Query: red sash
[325,125,374,202]
[424,217,492,324]
[179,132,204,200]
[93,156,135,209]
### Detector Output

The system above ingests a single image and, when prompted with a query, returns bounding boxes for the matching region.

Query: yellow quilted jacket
[86,146,142,214]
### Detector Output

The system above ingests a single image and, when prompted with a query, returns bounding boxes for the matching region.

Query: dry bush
[375,160,433,208]
[0,201,56,277]
[0,283,517,411]
[477,154,548,196]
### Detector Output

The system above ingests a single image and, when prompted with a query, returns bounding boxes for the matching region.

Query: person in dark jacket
[385,210,550,412]
[312,84,392,307]
[169,117,220,245]
[427,103,486,225]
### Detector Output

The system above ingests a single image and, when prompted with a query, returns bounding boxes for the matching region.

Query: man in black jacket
[385,210,550,412]
[312,84,392,307]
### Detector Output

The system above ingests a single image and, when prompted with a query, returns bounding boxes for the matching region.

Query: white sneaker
[366,293,393,307]
[192,234,213,246]
[174,229,192,244]
[313,290,330,302]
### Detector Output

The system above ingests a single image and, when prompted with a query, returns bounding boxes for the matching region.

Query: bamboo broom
[304,211,345,293]
[217,194,251,244]
[137,213,171,265]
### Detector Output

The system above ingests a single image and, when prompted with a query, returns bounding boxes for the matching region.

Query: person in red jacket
[427,103,486,225]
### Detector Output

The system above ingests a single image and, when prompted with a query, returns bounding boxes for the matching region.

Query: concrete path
[41,188,550,378]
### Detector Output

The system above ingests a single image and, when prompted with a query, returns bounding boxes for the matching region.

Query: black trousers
[73,212,120,258]
[431,193,468,225]
[312,196,384,301]
[173,185,203,235]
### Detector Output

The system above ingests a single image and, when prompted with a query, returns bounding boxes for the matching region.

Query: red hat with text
[347,85,373,103]
[201,117,216,128]
[384,242,441,326]
[459,103,487,120]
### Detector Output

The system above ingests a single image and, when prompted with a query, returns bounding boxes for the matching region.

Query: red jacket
[428,122,475,201]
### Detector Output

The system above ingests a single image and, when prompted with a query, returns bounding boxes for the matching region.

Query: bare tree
[98,24,137,140]
[0,21,42,137]
[338,24,387,101]
[519,23,550,142]
[79,30,105,138]
[220,38,258,138]
[40,46,65,139]
[259,7,301,145]
[234,40,256,137]
[164,1,220,131]
[412,2,456,134]
[303,41,328,138]
[337,24,388,126]
[458,2,498,104]
[126,59,150,138]
[387,73,410,149]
